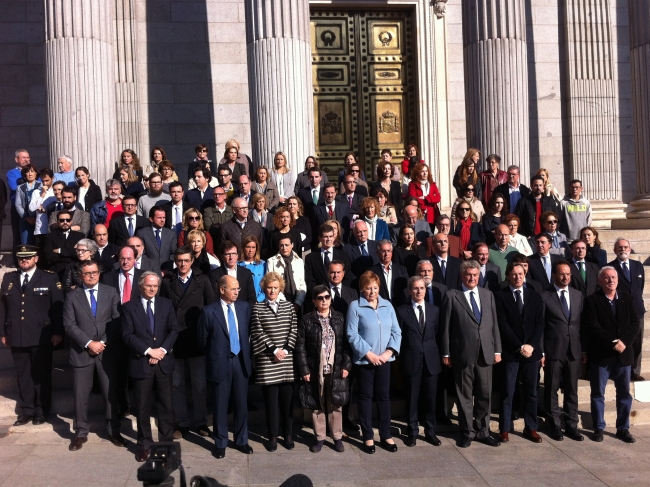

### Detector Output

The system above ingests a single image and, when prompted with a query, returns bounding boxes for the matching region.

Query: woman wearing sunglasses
[451,182,485,222]
[177,209,214,255]
[451,201,485,260]
[338,162,369,196]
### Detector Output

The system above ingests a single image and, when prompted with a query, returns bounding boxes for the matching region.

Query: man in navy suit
[528,233,564,289]
[608,238,646,381]
[184,166,214,211]
[121,271,180,462]
[429,233,462,290]
[108,195,149,246]
[197,275,254,458]
[314,183,351,242]
[344,220,379,287]
[371,240,408,308]
[335,175,365,216]
[396,276,442,447]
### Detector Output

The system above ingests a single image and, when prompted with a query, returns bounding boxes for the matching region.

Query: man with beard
[48,186,91,236]
[136,172,171,218]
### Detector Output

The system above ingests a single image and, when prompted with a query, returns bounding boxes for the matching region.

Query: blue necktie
[228,304,241,355]
[89,289,97,318]
[147,299,155,334]
[175,207,182,237]
[560,290,570,320]
[440,259,446,279]
[622,262,631,282]
[312,189,318,205]
[128,217,134,237]
[155,229,161,249]
[470,291,481,323]
[543,256,551,282]
[427,287,433,303]
[361,244,368,257]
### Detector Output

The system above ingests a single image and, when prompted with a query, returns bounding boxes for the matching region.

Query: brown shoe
[135,450,150,462]
[109,433,127,448]
[69,436,88,451]
[523,428,543,443]
[499,432,509,443]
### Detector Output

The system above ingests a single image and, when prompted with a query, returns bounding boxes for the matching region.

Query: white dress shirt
[461,284,481,313]
[509,285,524,304]
[178,270,192,284]
[321,247,333,265]
[226,266,238,278]
[171,202,183,228]
[20,266,37,286]
[553,284,571,313]
[381,263,392,298]
[412,299,426,322]
[310,186,320,202]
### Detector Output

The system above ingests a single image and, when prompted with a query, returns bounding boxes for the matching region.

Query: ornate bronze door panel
[311,10,417,179]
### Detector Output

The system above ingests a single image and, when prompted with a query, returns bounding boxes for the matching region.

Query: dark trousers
[212,354,249,448]
[262,382,294,438]
[404,366,438,437]
[544,356,580,429]
[632,314,644,376]
[11,344,53,416]
[133,364,174,450]
[173,356,207,428]
[500,359,539,432]
[590,363,632,431]
[453,359,492,440]
[436,363,452,419]
[355,362,392,441]
[72,354,120,437]
[115,339,130,414]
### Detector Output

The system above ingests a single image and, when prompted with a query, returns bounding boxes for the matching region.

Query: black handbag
[298,380,319,410]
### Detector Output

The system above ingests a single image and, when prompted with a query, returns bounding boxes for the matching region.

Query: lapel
[598,293,616,322]
[456,291,478,324]
[406,304,423,336]
[548,289,568,322]
[134,299,153,336]
[77,288,96,322]
[146,229,162,256]
[95,284,108,320]
[504,287,522,318]
[212,299,230,336]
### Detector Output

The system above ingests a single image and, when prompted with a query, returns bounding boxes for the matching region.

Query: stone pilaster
[114,0,141,158]
[462,0,529,182]
[44,0,118,184]
[245,0,315,168]
[564,0,620,204]
[627,1,650,218]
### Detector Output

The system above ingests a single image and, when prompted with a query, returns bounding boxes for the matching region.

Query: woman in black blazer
[222,146,248,185]
[71,166,103,211]
[370,161,402,214]
[451,201,485,260]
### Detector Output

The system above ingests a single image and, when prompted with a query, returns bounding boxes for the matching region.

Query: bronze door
[310,10,417,180]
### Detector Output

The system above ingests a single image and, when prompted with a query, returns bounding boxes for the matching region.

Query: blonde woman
[270,151,296,204]
[178,208,214,255]
[452,148,482,200]
[535,168,561,201]
[186,229,220,274]
[253,166,280,211]
[218,138,254,177]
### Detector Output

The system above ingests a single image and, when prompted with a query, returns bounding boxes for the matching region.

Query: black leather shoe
[476,435,500,447]
[565,428,584,441]
[457,437,472,448]
[69,436,87,451]
[404,436,417,447]
[266,437,277,452]
[284,435,295,450]
[32,415,46,425]
[381,440,398,452]
[109,433,127,448]
[13,415,33,426]
[615,429,636,443]
[237,444,254,454]
[214,448,226,459]
[425,433,442,446]
[363,441,376,454]
[135,450,149,462]
[548,425,564,441]
[591,429,604,442]
[343,418,360,431]
[631,374,645,382]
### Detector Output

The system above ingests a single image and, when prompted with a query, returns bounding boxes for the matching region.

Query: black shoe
[615,429,636,443]
[343,418,359,431]
[565,428,584,441]
[425,433,442,446]
[196,425,211,437]
[69,436,88,452]
[363,441,375,454]
[548,425,564,441]
[237,444,254,454]
[457,437,472,448]
[476,435,500,447]
[13,415,33,426]
[173,426,189,440]
[266,437,277,452]
[631,374,645,382]
[117,408,130,420]
[214,448,226,459]
[284,435,295,450]
[404,436,417,447]
[109,433,128,448]
[591,429,604,442]
[513,411,520,421]
[32,415,46,425]
[381,440,398,452]
[437,415,453,426]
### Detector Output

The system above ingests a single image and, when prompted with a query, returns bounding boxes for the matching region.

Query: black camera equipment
[137,442,186,487]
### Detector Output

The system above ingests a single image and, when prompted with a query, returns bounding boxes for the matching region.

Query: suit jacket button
[21,317,24,320]
[154,338,156,340]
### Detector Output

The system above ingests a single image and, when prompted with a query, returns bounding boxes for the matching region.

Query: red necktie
[123,271,132,304]
[328,205,334,218]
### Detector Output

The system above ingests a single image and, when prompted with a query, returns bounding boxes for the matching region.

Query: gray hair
[507,165,520,173]
[138,271,161,287]
[353,219,368,230]
[105,178,121,190]
[57,155,73,165]
[415,259,433,273]
[408,276,425,290]
[75,238,98,255]
[597,265,618,279]
[14,149,28,158]
[460,259,481,274]
[376,239,392,250]
[614,237,630,249]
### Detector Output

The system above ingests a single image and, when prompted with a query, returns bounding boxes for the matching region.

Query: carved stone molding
[434,0,448,18]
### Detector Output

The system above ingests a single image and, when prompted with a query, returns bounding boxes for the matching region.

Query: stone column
[627,1,650,218]
[114,0,141,158]
[564,0,620,204]
[462,0,529,182]
[245,0,315,168]
[44,0,118,184]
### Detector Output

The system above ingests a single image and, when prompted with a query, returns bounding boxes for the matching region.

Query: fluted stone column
[564,0,620,203]
[114,0,141,157]
[462,0,529,182]
[627,1,650,218]
[245,0,315,168]
[45,0,118,184]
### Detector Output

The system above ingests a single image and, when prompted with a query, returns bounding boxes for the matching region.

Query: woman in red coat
[407,163,440,231]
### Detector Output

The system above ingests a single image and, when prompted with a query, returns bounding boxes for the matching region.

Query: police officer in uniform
[0,245,64,426]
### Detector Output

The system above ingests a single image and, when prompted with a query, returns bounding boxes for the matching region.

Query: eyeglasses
[82,271,100,277]
[546,220,558,224]
[198,149,207,153]
[350,170,359,173]
[465,188,475,192]
[75,249,91,253]
[458,208,470,212]
[188,216,200,221]
[58,218,71,222]
[316,295,331,301]
[223,252,238,257]
[123,203,136,208]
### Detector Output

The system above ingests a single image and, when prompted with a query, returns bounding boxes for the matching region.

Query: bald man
[92,224,119,271]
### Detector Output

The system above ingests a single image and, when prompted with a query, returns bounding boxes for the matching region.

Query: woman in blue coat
[347,271,401,454]
[359,197,390,242]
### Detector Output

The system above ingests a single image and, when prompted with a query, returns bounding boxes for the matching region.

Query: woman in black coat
[295,285,352,453]
[71,166,103,211]
[370,161,402,215]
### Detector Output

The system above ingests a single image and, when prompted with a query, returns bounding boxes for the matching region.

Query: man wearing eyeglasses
[204,186,233,246]
[108,195,151,247]
[218,197,263,251]
[495,165,530,216]
[0,245,64,428]
[560,179,592,242]
[43,209,85,276]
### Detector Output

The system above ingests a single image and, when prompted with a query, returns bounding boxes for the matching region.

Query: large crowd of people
[0,144,644,462]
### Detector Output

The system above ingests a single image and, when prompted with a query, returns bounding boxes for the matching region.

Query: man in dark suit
[494,165,530,219]
[184,165,214,211]
[528,233,564,289]
[495,262,545,443]
[227,174,258,208]
[123,236,158,273]
[305,224,352,290]
[108,195,149,246]
[121,271,180,462]
[0,245,64,426]
[608,238,646,381]
[198,275,254,458]
[501,253,543,292]
[371,240,408,308]
[430,233,462,290]
[397,276,442,447]
[335,175,365,216]
[63,261,123,451]
[344,221,379,286]
[473,243,501,291]
[135,206,177,268]
[92,224,119,272]
[568,239,598,296]
[514,176,559,238]
[315,183,352,243]
[443,260,502,448]
[540,260,585,442]
[432,215,462,258]
[297,167,325,214]
[160,247,214,439]
[218,198,263,249]
[208,240,256,307]
[43,209,84,276]
[584,267,640,443]
[160,182,189,237]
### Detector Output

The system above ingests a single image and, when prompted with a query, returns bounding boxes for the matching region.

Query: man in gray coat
[136,206,177,268]
[63,260,123,452]
[443,259,502,448]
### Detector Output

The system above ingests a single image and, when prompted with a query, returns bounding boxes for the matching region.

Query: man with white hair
[54,155,76,186]
[607,238,646,381]
[344,220,379,285]
[218,197,263,249]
